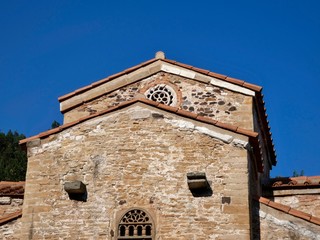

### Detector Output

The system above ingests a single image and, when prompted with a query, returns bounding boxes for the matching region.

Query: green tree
[51,120,61,129]
[0,130,27,181]
[292,170,304,177]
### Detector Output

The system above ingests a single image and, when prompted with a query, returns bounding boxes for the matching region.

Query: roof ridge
[20,98,259,146]
[0,210,22,226]
[257,196,320,226]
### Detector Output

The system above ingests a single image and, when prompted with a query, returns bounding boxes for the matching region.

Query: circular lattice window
[145,84,177,106]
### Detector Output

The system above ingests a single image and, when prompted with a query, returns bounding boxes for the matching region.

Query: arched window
[117,209,154,239]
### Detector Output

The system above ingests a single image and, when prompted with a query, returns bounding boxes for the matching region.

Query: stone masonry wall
[258,203,320,239]
[19,105,251,239]
[0,197,23,217]
[64,72,253,130]
[274,193,320,217]
[0,196,23,240]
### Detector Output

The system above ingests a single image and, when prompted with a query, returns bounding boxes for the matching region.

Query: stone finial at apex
[155,51,165,59]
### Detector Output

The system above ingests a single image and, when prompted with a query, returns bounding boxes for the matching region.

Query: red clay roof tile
[196,115,218,125]
[20,98,264,173]
[225,76,245,86]
[289,208,311,221]
[176,109,198,119]
[258,196,270,205]
[191,67,210,75]
[207,71,227,79]
[0,210,22,226]
[215,121,238,132]
[243,82,262,92]
[310,216,320,225]
[157,103,179,113]
[266,176,320,189]
[0,182,25,196]
[258,197,319,225]
[268,201,291,213]
[236,128,259,138]
[20,98,258,143]
[58,57,263,103]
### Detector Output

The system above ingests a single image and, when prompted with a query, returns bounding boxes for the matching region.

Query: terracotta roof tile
[258,196,319,226]
[265,176,320,189]
[268,201,291,213]
[191,67,210,75]
[196,115,218,125]
[157,103,179,113]
[310,216,320,225]
[258,196,270,205]
[20,98,264,173]
[59,57,263,103]
[215,121,238,132]
[20,98,259,142]
[74,85,92,94]
[58,92,75,102]
[176,109,198,119]
[236,128,259,138]
[243,82,262,92]
[0,181,25,196]
[207,71,227,80]
[58,58,159,102]
[170,61,193,69]
[225,76,245,86]
[289,208,311,221]
[0,210,22,226]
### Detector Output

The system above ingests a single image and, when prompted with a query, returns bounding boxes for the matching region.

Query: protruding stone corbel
[187,172,212,197]
[64,181,87,201]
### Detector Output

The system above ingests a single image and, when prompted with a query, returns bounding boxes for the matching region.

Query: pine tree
[0,130,27,181]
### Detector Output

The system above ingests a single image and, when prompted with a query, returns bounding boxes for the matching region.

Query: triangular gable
[58,52,261,113]
[56,52,276,166]
[20,98,263,172]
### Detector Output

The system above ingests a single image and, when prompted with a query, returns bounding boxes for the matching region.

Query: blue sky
[1,1,319,177]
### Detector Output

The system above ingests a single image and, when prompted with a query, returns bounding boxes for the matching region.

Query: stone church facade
[1,52,320,239]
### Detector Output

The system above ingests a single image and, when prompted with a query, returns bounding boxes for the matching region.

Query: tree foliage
[0,130,27,181]
[51,120,60,129]
[292,170,304,177]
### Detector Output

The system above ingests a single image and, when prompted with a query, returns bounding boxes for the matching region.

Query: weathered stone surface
[259,203,320,239]
[274,194,320,217]
[0,197,11,205]
[64,72,253,130]
[0,196,23,239]
[19,106,251,239]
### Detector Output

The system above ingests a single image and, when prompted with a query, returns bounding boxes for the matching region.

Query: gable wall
[273,190,320,217]
[0,196,23,240]
[257,203,320,239]
[19,106,252,239]
[64,72,253,130]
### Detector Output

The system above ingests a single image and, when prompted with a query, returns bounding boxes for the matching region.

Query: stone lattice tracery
[118,209,153,239]
[145,84,176,106]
